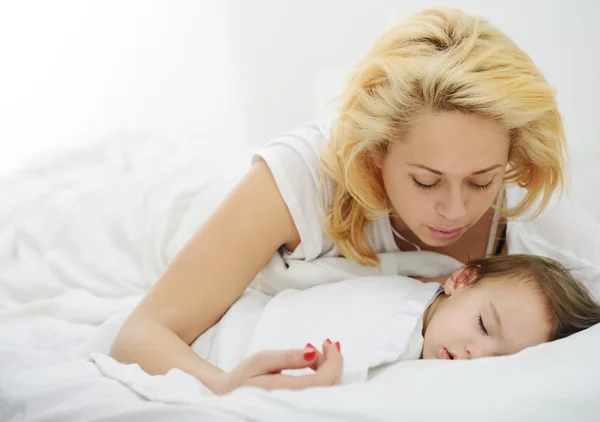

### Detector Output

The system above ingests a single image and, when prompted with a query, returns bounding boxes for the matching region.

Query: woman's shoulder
[252,120,333,197]
[506,185,599,243]
[506,186,600,296]
[256,120,333,161]
[252,119,398,262]
[252,120,335,261]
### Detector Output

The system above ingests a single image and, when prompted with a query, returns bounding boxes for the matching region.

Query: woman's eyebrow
[407,163,503,175]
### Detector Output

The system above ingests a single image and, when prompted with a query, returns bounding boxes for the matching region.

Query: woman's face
[380,111,510,247]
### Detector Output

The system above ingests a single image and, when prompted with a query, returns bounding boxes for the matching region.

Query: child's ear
[444,264,479,295]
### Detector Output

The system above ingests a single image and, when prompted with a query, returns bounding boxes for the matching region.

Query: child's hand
[215,339,343,395]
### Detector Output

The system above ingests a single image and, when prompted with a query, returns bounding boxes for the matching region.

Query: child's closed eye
[478,315,488,335]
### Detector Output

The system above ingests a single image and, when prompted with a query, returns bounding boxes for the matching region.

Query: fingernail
[325,338,332,345]
[335,341,341,352]
[305,342,316,351]
[303,347,317,361]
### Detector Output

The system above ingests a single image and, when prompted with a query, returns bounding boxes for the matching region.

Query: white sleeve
[252,121,335,261]
[507,187,600,299]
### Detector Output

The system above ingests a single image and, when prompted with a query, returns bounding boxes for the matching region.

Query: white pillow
[218,322,600,421]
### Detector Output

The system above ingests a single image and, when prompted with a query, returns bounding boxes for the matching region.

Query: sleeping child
[91,254,600,388]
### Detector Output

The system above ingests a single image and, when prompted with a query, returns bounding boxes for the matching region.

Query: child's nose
[465,343,494,359]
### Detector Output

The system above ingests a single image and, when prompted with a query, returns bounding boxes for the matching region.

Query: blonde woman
[109,7,600,395]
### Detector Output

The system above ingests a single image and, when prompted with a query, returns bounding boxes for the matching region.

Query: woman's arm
[109,159,337,394]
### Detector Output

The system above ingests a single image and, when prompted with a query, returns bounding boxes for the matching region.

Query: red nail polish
[305,342,316,351]
[335,341,341,352]
[303,348,317,361]
[325,338,332,345]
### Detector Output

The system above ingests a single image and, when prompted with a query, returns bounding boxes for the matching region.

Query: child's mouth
[440,347,456,360]
[440,348,454,360]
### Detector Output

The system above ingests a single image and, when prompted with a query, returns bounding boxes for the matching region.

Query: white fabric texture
[84,274,441,401]
[506,187,600,298]
[1,132,600,421]
[245,276,441,383]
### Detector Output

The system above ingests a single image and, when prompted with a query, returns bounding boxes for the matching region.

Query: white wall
[0,0,242,165]
[1,0,599,216]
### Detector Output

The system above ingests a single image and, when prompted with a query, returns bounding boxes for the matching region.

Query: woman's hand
[215,339,343,395]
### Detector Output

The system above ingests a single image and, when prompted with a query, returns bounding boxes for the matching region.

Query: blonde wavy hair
[319,7,567,266]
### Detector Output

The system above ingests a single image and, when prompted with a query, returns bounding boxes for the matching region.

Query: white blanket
[84,275,442,395]
[1,134,600,422]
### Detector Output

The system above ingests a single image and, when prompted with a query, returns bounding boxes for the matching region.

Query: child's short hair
[467,254,600,341]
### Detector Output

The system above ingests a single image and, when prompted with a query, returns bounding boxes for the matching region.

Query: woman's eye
[412,177,494,192]
[470,178,494,191]
[412,177,438,190]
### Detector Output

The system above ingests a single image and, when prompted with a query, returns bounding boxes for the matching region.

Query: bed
[1,134,599,422]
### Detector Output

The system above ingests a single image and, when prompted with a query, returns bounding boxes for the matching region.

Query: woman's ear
[444,264,479,295]
[371,144,389,170]
[373,152,384,169]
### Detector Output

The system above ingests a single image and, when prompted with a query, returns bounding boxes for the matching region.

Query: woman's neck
[390,213,410,235]
[389,214,427,251]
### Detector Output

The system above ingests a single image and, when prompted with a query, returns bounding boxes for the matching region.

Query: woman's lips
[428,226,464,240]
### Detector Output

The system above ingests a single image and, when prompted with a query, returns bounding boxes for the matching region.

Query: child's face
[422,267,552,360]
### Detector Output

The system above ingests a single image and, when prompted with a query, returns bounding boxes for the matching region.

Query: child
[187,253,600,387]
[94,254,600,390]
[419,254,600,361]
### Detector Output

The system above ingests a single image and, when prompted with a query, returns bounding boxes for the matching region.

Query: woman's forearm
[108,160,302,395]
[109,317,225,394]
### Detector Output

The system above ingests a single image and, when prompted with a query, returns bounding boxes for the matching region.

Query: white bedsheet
[1,135,600,422]
[2,316,600,422]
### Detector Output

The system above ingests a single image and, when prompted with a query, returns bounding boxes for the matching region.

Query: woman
[109,7,590,395]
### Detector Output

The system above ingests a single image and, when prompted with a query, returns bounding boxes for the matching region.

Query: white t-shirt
[253,121,600,298]
[191,275,442,385]
[253,121,398,261]
[88,275,443,396]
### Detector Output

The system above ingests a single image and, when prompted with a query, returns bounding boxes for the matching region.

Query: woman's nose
[437,187,467,222]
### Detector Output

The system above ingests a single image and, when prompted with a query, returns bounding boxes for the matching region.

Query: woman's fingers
[316,339,343,384]
[249,346,322,375]
[250,340,344,391]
